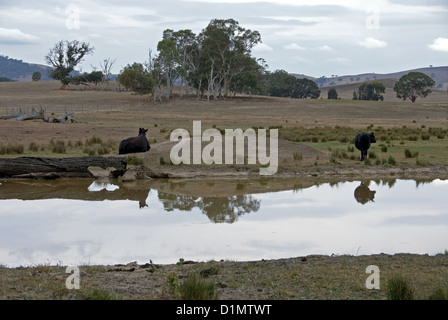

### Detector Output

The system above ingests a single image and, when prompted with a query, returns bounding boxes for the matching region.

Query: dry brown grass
[1,80,447,145]
[1,81,447,179]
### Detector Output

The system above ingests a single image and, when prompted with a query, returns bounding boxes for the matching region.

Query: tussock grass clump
[0,143,24,155]
[85,136,103,146]
[96,145,110,155]
[386,275,414,300]
[293,152,303,161]
[28,142,39,152]
[160,156,172,165]
[387,156,396,165]
[404,148,419,158]
[128,155,143,165]
[81,136,116,156]
[428,287,448,300]
[83,147,96,156]
[178,273,219,300]
[50,140,66,154]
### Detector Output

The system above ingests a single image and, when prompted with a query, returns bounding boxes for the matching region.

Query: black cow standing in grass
[119,128,151,155]
[354,132,376,161]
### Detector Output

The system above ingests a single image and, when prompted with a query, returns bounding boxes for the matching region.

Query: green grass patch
[0,136,119,158]
[177,273,219,300]
[298,126,448,166]
[128,155,143,165]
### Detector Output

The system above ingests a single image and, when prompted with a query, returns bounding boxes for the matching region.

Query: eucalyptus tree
[292,78,321,99]
[156,35,179,100]
[199,19,261,99]
[357,81,385,101]
[394,72,435,102]
[169,29,197,98]
[45,40,94,88]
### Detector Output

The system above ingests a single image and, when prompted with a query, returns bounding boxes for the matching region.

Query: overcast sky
[1,0,447,77]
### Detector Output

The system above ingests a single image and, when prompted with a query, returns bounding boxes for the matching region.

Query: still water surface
[0,178,447,267]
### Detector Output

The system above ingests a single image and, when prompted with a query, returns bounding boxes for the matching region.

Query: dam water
[0,178,447,267]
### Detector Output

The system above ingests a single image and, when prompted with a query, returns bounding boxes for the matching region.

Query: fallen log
[1,108,78,123]
[0,107,45,121]
[0,156,127,178]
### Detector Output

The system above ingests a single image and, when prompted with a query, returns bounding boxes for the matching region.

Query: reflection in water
[354,182,376,205]
[158,192,260,223]
[88,181,120,192]
[0,178,447,267]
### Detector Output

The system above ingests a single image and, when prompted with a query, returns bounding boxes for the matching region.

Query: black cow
[354,132,376,161]
[119,128,151,154]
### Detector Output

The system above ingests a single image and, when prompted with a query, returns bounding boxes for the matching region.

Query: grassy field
[1,80,447,171]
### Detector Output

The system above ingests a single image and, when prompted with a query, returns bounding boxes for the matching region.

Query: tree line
[44,19,436,103]
[119,19,265,101]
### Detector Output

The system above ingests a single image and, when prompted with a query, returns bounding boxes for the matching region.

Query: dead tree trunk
[0,107,45,121]
[0,108,78,123]
[0,156,127,179]
[46,111,77,123]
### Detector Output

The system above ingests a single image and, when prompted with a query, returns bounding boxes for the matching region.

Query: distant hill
[316,77,448,103]
[292,66,448,91]
[0,55,54,81]
[1,54,447,91]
